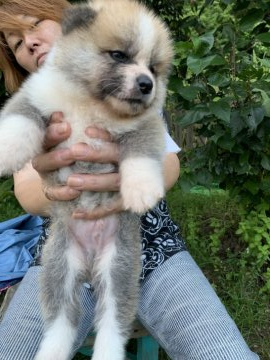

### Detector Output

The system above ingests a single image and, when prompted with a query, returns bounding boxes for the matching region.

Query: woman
[0,0,259,359]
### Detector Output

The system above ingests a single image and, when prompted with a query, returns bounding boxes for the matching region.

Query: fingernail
[73,210,86,219]
[85,127,95,137]
[57,122,68,134]
[68,188,80,196]
[59,149,72,161]
[71,143,89,157]
[68,176,84,187]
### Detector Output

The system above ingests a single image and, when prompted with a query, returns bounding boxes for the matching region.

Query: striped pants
[0,251,259,360]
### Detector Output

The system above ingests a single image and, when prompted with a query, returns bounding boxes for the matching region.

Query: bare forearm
[13,162,51,216]
[163,153,180,191]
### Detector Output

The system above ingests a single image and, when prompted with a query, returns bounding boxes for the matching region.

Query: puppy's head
[56,0,173,116]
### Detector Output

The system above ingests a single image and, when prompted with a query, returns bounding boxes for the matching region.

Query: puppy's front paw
[120,157,164,214]
[0,114,44,176]
[122,180,164,213]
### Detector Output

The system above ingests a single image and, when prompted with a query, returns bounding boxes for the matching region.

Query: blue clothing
[0,214,43,290]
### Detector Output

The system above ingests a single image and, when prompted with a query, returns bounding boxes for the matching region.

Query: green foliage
[236,203,270,292]
[142,0,185,38]
[166,0,270,207]
[168,183,270,294]
[166,185,270,359]
[0,178,24,221]
[167,185,242,267]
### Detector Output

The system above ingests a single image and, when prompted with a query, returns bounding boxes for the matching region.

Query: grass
[166,185,270,360]
[1,178,269,359]
[0,178,24,221]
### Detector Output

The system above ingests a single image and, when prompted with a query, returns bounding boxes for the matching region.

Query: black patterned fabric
[140,199,186,279]
[32,200,186,280]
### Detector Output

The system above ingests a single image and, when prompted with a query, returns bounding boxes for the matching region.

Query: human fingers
[72,197,123,220]
[85,126,112,142]
[49,112,65,124]
[33,141,119,177]
[70,142,119,164]
[43,184,80,201]
[67,172,120,192]
[32,148,74,174]
[43,113,71,150]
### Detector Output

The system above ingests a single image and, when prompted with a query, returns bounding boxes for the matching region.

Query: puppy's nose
[137,75,153,95]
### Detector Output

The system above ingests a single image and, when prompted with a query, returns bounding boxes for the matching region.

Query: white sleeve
[165,131,181,153]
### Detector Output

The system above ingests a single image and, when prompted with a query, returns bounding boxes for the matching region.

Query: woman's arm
[14,162,52,216]
[163,152,180,192]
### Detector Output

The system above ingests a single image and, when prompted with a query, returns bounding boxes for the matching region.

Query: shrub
[166,0,270,207]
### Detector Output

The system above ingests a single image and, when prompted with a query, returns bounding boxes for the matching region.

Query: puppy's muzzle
[136,75,153,95]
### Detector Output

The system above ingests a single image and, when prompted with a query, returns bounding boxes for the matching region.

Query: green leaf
[252,89,270,116]
[244,106,265,131]
[191,80,208,93]
[168,78,202,101]
[260,58,270,68]
[243,180,259,195]
[196,169,213,186]
[177,85,201,101]
[168,76,182,93]
[256,32,270,43]
[231,81,247,98]
[261,154,270,171]
[172,58,181,67]
[209,55,226,66]
[174,41,193,58]
[260,178,270,193]
[217,135,236,151]
[177,105,210,128]
[209,98,231,123]
[230,110,246,136]
[239,64,264,81]
[208,73,230,87]
[239,152,249,167]
[222,24,235,43]
[187,55,214,75]
[210,128,225,143]
[187,54,225,75]
[239,9,265,32]
[192,31,215,56]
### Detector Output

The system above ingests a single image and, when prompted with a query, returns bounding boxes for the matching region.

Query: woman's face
[4,16,61,73]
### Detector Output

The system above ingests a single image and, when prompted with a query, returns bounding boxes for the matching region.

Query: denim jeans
[0,251,259,360]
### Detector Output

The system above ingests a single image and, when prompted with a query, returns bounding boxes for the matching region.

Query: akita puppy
[0,0,173,359]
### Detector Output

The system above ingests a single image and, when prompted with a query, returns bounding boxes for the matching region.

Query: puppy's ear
[62,5,96,35]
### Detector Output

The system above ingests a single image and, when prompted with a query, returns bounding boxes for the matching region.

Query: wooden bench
[78,320,159,360]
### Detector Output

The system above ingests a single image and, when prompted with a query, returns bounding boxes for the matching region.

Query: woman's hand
[32,112,122,219]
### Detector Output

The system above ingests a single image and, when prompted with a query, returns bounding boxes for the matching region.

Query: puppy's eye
[109,51,129,63]
[149,65,156,75]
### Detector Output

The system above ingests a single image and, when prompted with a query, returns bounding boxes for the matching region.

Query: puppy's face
[56,0,173,116]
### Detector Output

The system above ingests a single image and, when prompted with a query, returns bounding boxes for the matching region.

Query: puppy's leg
[0,114,44,176]
[92,239,123,360]
[35,221,86,360]
[0,92,46,176]
[92,212,141,360]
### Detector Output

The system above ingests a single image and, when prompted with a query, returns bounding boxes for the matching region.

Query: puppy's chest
[54,110,124,183]
[58,107,135,147]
